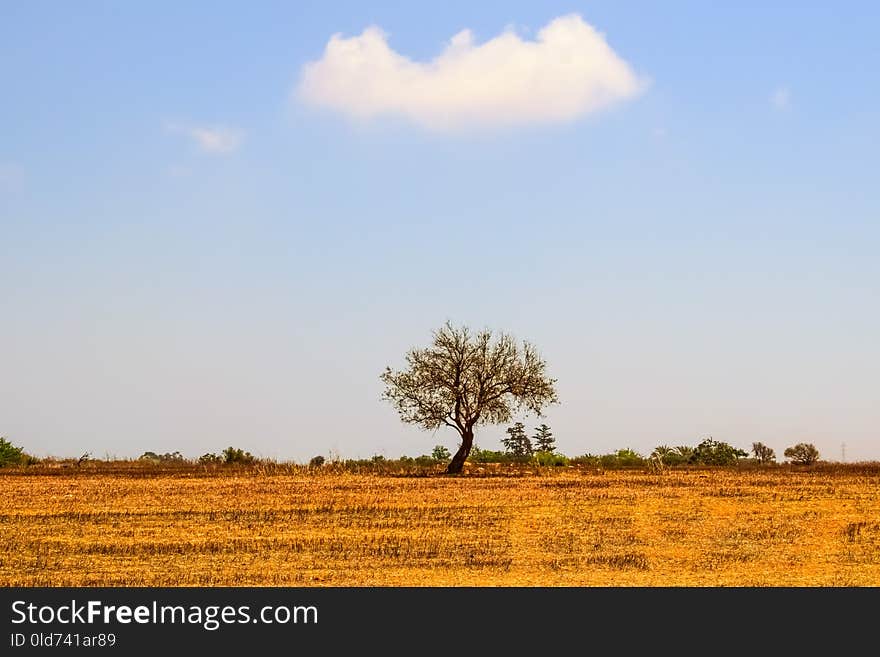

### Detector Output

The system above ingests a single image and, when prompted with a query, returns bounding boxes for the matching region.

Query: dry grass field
[2,463,879,586]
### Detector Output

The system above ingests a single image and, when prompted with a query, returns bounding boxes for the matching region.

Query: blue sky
[2,2,878,462]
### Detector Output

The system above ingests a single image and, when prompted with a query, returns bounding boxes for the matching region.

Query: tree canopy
[380,322,558,473]
[784,443,819,465]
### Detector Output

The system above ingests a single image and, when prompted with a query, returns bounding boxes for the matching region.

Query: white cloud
[771,86,791,110]
[166,122,244,154]
[297,14,646,132]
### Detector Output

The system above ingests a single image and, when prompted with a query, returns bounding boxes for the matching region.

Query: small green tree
[309,455,326,467]
[689,438,748,465]
[532,424,556,453]
[431,445,451,461]
[199,453,222,465]
[784,443,819,465]
[501,422,532,458]
[0,437,24,467]
[751,442,776,464]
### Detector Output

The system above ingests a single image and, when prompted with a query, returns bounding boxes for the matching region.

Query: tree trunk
[446,429,473,474]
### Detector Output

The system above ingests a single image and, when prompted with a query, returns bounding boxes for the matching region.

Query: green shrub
[342,458,382,468]
[651,445,689,466]
[468,446,516,463]
[198,453,222,465]
[222,446,255,465]
[534,451,569,466]
[613,448,645,467]
[570,453,600,467]
[0,437,24,468]
[675,446,695,462]
[594,448,646,468]
[689,438,747,466]
[431,445,451,461]
[140,451,185,463]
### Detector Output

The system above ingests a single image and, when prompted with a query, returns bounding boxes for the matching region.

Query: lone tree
[751,442,776,464]
[784,442,819,465]
[380,322,558,474]
[533,424,556,453]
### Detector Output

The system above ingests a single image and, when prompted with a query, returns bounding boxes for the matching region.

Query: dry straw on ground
[2,463,878,586]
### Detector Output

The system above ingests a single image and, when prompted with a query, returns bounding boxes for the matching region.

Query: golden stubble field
[2,464,879,586]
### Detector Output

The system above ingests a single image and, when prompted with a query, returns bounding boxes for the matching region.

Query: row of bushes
[462,438,821,468]
[461,443,725,468]
[304,439,817,470]
[0,437,824,470]
[0,441,260,468]
[546,440,819,468]
[140,447,256,465]
[302,441,820,470]
[466,446,569,466]
[466,425,819,468]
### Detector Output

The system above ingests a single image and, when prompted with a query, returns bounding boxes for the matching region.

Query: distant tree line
[0,435,826,470]
[454,433,822,469]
